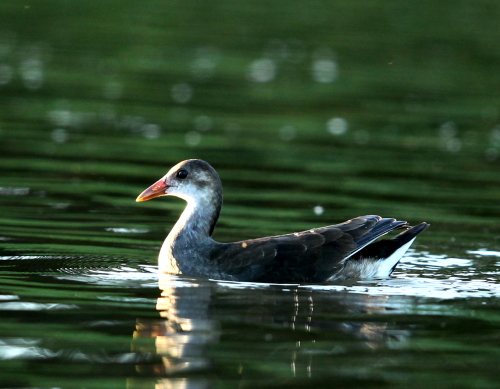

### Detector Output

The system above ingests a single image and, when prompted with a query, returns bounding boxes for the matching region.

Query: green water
[1,1,500,388]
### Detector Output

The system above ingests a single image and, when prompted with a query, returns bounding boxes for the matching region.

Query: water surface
[2,1,500,388]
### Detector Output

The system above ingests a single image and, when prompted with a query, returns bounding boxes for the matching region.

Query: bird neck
[159,192,222,276]
[167,190,222,247]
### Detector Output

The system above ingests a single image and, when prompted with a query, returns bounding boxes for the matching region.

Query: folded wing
[212,215,409,282]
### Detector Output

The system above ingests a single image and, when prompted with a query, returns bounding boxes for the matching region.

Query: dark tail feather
[391,222,430,245]
[354,218,409,249]
[352,222,430,275]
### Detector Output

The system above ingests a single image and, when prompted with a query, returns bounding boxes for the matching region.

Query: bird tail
[344,222,430,278]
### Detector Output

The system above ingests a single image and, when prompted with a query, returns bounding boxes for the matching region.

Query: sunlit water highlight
[9,249,495,300]
[217,251,500,299]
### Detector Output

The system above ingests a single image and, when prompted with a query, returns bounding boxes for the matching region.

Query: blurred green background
[2,0,500,256]
[2,2,500,388]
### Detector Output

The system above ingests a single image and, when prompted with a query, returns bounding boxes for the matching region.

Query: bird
[136,159,429,283]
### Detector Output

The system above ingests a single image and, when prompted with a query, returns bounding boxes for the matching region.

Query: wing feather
[212,215,409,282]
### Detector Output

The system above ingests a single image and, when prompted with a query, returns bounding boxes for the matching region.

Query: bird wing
[212,215,409,282]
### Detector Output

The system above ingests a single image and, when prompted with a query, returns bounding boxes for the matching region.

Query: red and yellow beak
[136,179,169,202]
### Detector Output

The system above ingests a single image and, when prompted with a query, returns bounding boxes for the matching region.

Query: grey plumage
[136,159,429,283]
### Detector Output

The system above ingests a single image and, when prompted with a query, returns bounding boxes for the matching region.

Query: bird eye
[176,169,189,179]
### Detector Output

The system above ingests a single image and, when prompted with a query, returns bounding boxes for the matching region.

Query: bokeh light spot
[185,131,201,146]
[51,129,68,144]
[141,124,161,140]
[313,206,324,215]
[312,59,338,83]
[171,83,193,104]
[248,58,276,83]
[327,117,348,135]
[279,125,296,141]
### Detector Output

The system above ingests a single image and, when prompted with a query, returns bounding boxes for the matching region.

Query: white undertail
[373,237,415,277]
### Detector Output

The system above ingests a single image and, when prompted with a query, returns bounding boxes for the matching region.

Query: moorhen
[137,159,429,283]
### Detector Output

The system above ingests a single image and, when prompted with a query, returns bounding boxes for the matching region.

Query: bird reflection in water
[130,277,408,387]
[131,275,218,389]
[239,288,406,379]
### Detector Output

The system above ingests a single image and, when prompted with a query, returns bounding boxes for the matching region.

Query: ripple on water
[218,250,500,300]
[54,264,159,288]
[468,248,500,258]
[0,301,78,311]
[9,250,500,300]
